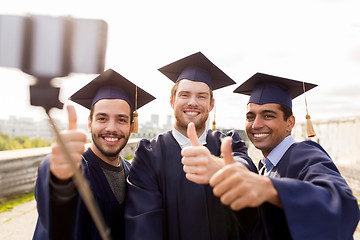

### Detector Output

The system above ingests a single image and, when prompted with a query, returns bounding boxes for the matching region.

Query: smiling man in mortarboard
[209,72,360,239]
[33,69,155,240]
[125,52,258,240]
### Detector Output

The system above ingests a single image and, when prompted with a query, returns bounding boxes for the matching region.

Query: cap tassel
[212,104,216,131]
[132,111,138,133]
[303,82,316,138]
[306,114,316,138]
[132,86,139,134]
[212,120,216,131]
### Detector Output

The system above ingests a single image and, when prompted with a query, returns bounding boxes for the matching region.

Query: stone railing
[0,147,50,199]
[1,132,359,199]
[0,139,139,199]
[292,116,360,197]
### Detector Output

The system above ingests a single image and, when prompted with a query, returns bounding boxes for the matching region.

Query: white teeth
[104,137,118,142]
[185,111,198,116]
[254,133,269,138]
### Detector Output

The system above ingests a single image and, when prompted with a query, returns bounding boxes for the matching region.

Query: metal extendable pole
[46,111,112,240]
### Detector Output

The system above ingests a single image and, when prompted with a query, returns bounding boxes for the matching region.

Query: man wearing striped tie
[209,73,359,240]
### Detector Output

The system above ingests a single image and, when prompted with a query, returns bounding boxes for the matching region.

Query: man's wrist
[49,170,78,204]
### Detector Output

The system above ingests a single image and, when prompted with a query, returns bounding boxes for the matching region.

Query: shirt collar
[262,135,295,167]
[172,128,208,149]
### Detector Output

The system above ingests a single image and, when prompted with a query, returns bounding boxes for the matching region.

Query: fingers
[211,165,243,199]
[50,105,86,180]
[210,164,247,210]
[181,151,212,184]
[221,136,235,165]
[187,122,201,146]
[52,140,86,156]
[183,163,205,175]
[229,198,250,211]
[208,137,234,187]
[181,147,208,163]
[210,163,266,210]
[209,164,230,188]
[184,172,208,185]
[67,105,77,130]
[210,162,245,190]
[183,122,229,185]
[50,141,84,180]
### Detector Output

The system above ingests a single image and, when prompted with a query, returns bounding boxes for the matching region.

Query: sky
[1,0,360,130]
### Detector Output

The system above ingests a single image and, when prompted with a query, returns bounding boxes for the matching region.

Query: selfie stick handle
[46,111,112,240]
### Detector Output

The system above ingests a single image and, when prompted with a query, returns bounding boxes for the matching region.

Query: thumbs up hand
[181,122,225,184]
[187,121,202,147]
[220,136,235,166]
[50,105,87,180]
[209,136,239,189]
[209,136,252,210]
[210,136,281,210]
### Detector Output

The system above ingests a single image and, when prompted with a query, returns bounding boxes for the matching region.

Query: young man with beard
[209,73,360,239]
[125,52,258,240]
[33,69,155,240]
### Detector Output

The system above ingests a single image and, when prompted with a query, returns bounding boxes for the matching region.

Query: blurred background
[0,1,359,238]
[0,0,359,132]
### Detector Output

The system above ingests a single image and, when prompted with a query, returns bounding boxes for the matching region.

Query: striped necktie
[259,158,272,176]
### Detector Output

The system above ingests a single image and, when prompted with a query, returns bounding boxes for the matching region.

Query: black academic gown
[256,141,360,240]
[125,130,258,240]
[33,148,131,240]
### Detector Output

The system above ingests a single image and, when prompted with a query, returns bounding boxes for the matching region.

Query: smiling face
[245,103,295,157]
[89,99,132,165]
[170,79,214,137]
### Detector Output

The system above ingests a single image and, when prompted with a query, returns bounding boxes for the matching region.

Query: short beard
[91,132,129,158]
[174,116,208,135]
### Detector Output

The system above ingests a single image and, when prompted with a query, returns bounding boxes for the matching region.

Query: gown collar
[171,127,208,149]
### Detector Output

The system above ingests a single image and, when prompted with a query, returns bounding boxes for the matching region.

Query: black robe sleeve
[261,141,360,240]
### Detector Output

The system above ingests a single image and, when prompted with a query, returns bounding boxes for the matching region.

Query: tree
[0,131,51,151]
[0,132,10,151]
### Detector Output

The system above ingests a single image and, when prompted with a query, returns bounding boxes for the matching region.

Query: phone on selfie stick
[0,14,111,240]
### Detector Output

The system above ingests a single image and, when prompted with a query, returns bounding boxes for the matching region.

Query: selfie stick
[46,111,112,240]
[0,14,112,240]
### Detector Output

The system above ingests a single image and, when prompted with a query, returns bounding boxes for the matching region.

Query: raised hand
[50,105,87,180]
[181,122,225,184]
[210,137,281,210]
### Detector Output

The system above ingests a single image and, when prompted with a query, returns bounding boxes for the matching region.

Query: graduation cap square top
[69,68,155,111]
[158,52,236,90]
[233,72,317,109]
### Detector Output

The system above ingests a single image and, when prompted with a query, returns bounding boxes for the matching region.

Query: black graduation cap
[233,72,317,109]
[234,72,318,137]
[69,68,155,111]
[158,52,236,90]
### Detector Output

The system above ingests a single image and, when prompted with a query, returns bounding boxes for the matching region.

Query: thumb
[187,122,201,146]
[67,105,77,130]
[221,136,235,165]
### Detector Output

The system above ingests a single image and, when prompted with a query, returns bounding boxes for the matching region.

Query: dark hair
[89,103,134,123]
[170,80,214,105]
[279,104,293,121]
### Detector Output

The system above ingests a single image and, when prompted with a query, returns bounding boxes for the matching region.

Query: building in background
[0,116,88,141]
